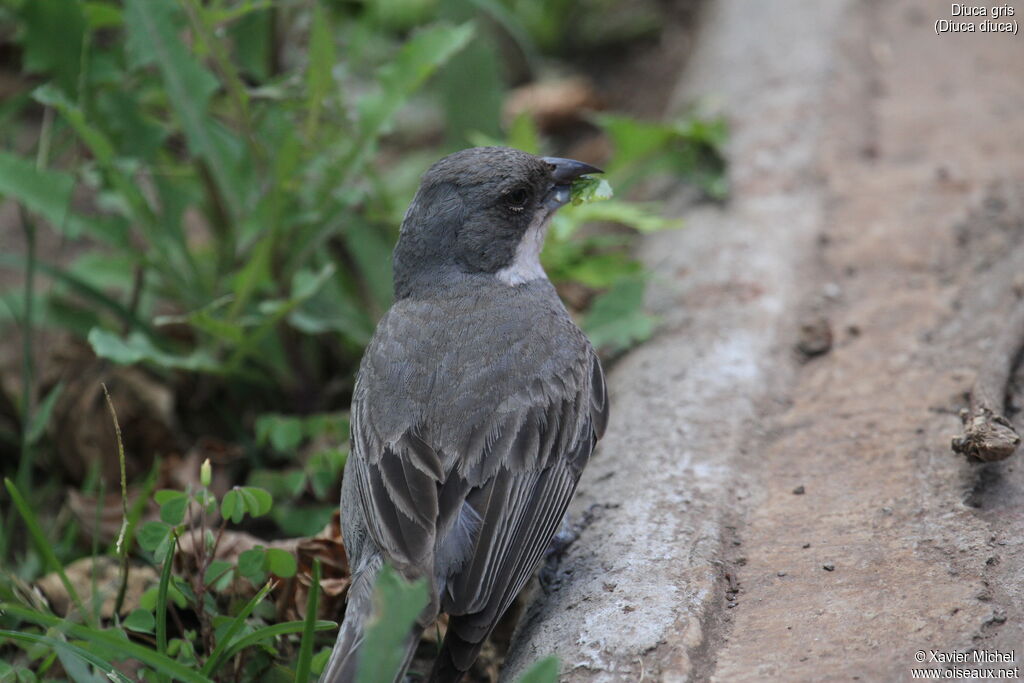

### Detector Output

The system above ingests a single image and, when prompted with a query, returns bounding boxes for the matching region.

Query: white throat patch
[495,210,552,286]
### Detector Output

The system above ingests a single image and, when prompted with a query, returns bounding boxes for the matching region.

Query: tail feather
[320,571,374,683]
[427,616,486,683]
[320,560,429,683]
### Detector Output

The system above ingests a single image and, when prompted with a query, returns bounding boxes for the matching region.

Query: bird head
[392,146,601,298]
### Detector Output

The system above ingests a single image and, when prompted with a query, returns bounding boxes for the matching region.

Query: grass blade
[3,478,90,624]
[0,630,132,682]
[218,619,336,665]
[294,559,322,682]
[0,604,214,683]
[200,579,276,676]
[156,530,177,657]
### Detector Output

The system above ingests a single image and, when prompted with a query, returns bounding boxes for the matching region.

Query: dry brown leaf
[42,342,179,486]
[36,556,158,618]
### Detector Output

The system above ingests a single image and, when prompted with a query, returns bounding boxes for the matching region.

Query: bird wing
[440,351,608,638]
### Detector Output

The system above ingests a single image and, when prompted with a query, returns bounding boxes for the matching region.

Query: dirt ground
[505,0,1024,680]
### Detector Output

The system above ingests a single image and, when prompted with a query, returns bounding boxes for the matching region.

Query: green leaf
[583,277,657,353]
[355,566,429,683]
[215,620,336,666]
[3,480,89,624]
[204,560,235,592]
[265,549,296,578]
[221,490,242,524]
[247,468,306,501]
[569,177,613,206]
[517,656,560,683]
[295,560,322,683]
[506,112,541,155]
[157,530,177,658]
[337,22,475,183]
[17,0,86,96]
[0,152,84,238]
[0,605,212,683]
[272,503,336,537]
[200,581,276,676]
[153,489,186,506]
[247,487,273,515]
[158,494,188,526]
[137,521,171,552]
[124,0,243,219]
[237,548,266,580]
[255,414,305,452]
[123,609,155,634]
[553,201,681,242]
[0,630,131,683]
[25,381,63,446]
[88,328,223,373]
[304,3,335,142]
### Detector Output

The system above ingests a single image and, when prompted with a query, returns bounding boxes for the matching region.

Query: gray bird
[321,147,609,683]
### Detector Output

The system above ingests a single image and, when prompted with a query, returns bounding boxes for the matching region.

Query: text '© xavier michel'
[936,3,1019,33]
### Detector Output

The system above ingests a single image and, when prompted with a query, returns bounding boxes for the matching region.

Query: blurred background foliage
[0,0,723,678]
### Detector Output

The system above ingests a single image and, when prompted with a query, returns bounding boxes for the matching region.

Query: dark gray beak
[541,156,603,208]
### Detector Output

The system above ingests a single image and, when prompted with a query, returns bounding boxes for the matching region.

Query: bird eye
[506,187,530,212]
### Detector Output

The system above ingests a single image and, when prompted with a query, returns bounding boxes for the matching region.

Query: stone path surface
[504,1,1024,680]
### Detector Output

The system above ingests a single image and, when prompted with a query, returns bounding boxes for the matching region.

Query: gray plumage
[321,147,609,683]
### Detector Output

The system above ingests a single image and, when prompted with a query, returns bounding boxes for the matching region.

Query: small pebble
[777,571,787,577]
[823,564,835,572]
[802,543,811,549]
[793,485,805,495]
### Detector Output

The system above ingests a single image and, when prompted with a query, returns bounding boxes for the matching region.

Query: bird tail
[319,563,427,683]
[427,615,486,683]
[319,569,373,683]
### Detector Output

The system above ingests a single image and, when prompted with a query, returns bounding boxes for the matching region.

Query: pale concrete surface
[505,0,1024,680]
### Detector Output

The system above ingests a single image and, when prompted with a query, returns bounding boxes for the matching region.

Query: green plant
[2,459,335,681]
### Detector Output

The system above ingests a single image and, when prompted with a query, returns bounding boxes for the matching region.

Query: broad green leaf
[137,521,171,552]
[553,200,681,241]
[272,503,336,537]
[247,468,306,500]
[0,152,83,238]
[237,548,266,580]
[17,0,86,96]
[570,177,613,206]
[123,608,155,634]
[342,220,394,312]
[265,548,296,578]
[153,489,186,505]
[88,328,223,373]
[356,566,429,683]
[82,2,123,30]
[221,490,242,524]
[583,277,657,352]
[204,560,235,591]
[158,494,188,526]
[255,414,305,452]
